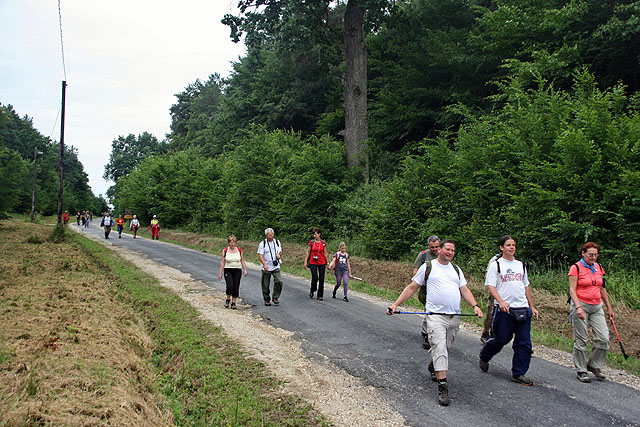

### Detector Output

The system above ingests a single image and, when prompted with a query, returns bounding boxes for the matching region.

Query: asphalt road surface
[77,224,639,426]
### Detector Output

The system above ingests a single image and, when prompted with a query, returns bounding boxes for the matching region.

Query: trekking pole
[610,318,629,359]
[387,307,478,316]
[350,275,363,281]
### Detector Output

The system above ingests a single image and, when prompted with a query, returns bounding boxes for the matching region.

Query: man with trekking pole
[387,239,483,406]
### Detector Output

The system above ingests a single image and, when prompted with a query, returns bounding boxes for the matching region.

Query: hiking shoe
[317,297,323,301]
[577,372,591,383]
[511,375,533,386]
[480,330,490,344]
[421,333,431,350]
[230,302,237,309]
[332,292,336,299]
[479,359,489,372]
[428,361,437,382]
[343,296,349,302]
[587,366,606,381]
[224,299,230,308]
[437,382,451,406]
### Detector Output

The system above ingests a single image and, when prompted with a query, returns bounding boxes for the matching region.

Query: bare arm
[259,253,269,272]
[240,251,248,276]
[387,282,421,314]
[525,286,539,319]
[487,285,509,312]
[601,287,614,320]
[460,285,483,317]
[304,246,310,269]
[569,275,585,320]
[218,250,226,279]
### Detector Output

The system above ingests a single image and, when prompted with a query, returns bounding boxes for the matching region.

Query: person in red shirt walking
[116,215,125,238]
[62,211,69,225]
[304,228,330,300]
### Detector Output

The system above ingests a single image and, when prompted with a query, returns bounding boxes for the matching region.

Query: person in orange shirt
[116,215,125,239]
[568,242,614,383]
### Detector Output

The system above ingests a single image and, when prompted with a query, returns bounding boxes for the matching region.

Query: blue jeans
[479,307,533,376]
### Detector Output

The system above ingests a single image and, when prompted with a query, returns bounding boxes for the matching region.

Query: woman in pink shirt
[568,242,614,383]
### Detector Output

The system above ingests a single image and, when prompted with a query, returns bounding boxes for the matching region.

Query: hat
[153,215,157,218]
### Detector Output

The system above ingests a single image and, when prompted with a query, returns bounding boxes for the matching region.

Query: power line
[49,106,61,141]
[58,0,67,80]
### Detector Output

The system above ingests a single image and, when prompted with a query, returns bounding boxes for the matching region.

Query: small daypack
[418,260,461,305]
[566,261,606,303]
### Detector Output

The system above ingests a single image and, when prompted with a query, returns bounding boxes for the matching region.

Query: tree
[103,132,167,183]
[223,0,394,181]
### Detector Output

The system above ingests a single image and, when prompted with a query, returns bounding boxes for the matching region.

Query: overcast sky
[0,0,246,198]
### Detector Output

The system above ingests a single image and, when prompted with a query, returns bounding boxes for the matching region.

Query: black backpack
[418,260,461,305]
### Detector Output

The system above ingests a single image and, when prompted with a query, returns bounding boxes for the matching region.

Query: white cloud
[0,0,245,197]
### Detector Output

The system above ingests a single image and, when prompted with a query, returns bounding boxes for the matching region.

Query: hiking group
[89,212,154,240]
[223,227,353,309]
[388,235,616,407]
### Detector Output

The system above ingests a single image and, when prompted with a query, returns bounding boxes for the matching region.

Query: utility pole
[30,147,43,221]
[57,80,66,226]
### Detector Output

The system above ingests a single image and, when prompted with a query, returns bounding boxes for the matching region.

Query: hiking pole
[610,318,629,359]
[350,275,363,281]
[387,307,478,316]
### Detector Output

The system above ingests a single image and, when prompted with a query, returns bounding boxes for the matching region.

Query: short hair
[339,241,346,248]
[264,228,274,236]
[581,242,599,253]
[227,235,237,243]
[427,235,440,245]
[499,235,515,247]
[312,227,322,235]
[440,239,455,248]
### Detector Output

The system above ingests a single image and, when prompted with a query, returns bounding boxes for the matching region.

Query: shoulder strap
[223,247,228,258]
[421,250,427,264]
[237,247,242,254]
[424,259,432,284]
[452,263,461,279]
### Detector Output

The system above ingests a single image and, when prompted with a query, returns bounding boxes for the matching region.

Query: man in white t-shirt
[387,239,483,406]
[478,235,539,386]
[257,227,283,306]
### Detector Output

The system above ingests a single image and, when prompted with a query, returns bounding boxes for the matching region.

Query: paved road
[76,224,639,426]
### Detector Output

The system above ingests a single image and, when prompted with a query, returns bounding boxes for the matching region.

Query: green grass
[71,232,328,426]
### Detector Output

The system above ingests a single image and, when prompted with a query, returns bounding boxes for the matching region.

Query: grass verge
[1,218,328,426]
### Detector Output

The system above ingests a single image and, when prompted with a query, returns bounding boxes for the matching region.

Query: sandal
[273,299,279,305]
[265,301,271,306]
[224,299,230,308]
[230,302,237,309]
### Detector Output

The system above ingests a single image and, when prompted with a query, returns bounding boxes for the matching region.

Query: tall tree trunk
[343,0,369,181]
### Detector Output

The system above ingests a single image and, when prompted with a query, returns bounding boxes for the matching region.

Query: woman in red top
[116,215,125,238]
[568,242,614,383]
[304,228,330,300]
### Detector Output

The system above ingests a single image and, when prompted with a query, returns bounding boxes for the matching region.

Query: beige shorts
[427,314,460,372]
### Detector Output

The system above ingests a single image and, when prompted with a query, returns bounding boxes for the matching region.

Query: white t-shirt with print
[485,258,529,308]
[257,239,282,271]
[412,260,467,314]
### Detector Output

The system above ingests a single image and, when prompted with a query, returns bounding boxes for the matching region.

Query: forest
[0,103,108,218]
[105,0,640,267]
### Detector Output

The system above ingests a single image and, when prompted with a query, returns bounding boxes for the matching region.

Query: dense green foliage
[0,104,106,217]
[107,0,640,271]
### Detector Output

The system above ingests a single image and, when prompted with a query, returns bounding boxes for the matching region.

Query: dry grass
[0,219,173,425]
